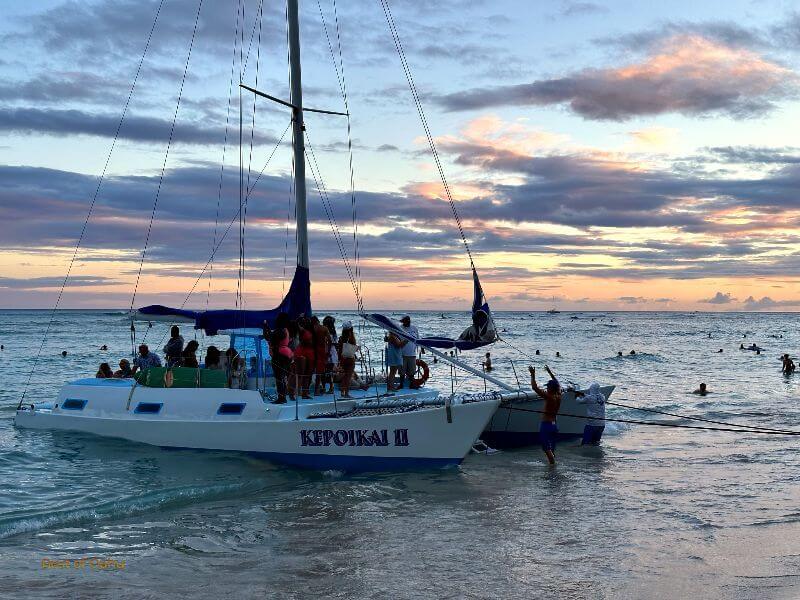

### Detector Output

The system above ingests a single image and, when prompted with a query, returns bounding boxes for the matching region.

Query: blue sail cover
[363,269,497,351]
[137,266,312,336]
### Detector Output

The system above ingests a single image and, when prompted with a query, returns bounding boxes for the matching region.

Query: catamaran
[14,0,613,470]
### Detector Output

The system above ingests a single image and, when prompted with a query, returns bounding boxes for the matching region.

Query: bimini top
[363,269,497,351]
[135,266,312,336]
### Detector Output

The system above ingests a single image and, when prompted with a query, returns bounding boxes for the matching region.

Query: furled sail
[135,266,312,335]
[363,269,496,351]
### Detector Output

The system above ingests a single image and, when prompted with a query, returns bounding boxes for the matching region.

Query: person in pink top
[268,313,294,404]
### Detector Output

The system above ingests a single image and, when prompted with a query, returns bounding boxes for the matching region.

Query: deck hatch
[217,403,245,415]
[61,399,87,410]
[134,402,163,414]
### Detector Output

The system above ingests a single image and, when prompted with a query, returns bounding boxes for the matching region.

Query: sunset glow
[1,1,800,311]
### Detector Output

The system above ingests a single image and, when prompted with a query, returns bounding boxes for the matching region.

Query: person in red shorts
[311,316,331,395]
[294,317,316,399]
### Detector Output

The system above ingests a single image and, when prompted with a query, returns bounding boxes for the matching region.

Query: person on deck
[181,340,199,368]
[113,359,132,378]
[399,315,418,389]
[204,346,222,370]
[96,362,114,378]
[311,316,331,396]
[294,317,316,399]
[529,365,562,465]
[322,316,337,394]
[229,355,246,389]
[575,383,606,445]
[268,313,294,404]
[337,322,359,398]
[132,344,162,374]
[385,331,403,392]
[163,325,184,368]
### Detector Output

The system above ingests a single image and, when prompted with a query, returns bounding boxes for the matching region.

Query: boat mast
[287,0,309,269]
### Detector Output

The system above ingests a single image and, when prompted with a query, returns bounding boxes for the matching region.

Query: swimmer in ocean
[629,350,636,355]
[692,383,709,396]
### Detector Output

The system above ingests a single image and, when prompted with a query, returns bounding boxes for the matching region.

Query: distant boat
[547,298,560,314]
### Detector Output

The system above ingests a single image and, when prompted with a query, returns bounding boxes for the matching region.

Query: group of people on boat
[264,313,426,403]
[264,313,359,403]
[95,325,251,387]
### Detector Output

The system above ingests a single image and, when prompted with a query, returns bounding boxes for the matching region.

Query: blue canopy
[363,269,496,351]
[136,266,312,336]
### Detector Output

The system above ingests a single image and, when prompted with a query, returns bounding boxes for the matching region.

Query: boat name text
[300,428,409,447]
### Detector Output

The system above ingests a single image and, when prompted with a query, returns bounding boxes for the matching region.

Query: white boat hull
[14,379,499,472]
[481,386,616,448]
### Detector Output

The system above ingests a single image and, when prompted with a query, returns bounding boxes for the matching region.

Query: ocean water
[0,309,799,599]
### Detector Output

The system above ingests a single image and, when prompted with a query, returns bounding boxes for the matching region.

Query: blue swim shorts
[539,421,558,453]
[581,424,605,446]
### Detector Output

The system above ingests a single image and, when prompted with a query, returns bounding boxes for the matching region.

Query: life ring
[164,370,174,388]
[411,358,430,389]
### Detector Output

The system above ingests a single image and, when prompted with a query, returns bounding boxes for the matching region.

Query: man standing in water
[529,365,561,465]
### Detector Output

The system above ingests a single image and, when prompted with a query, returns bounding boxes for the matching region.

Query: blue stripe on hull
[480,430,584,449]
[251,452,462,472]
[159,445,462,473]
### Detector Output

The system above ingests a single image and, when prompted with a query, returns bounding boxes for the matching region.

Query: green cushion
[199,369,228,388]
[135,367,228,388]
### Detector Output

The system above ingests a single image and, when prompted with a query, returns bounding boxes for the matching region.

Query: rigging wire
[377,0,475,270]
[239,0,265,326]
[282,155,296,296]
[236,0,245,314]
[375,0,507,345]
[605,398,800,436]
[317,0,362,303]
[149,123,291,349]
[304,132,362,309]
[208,0,245,310]
[17,0,167,409]
[502,404,800,437]
[130,0,205,312]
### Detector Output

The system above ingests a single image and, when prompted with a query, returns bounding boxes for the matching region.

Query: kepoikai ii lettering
[300,428,409,447]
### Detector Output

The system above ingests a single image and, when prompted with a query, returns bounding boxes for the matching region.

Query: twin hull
[14,380,499,472]
[482,386,615,448]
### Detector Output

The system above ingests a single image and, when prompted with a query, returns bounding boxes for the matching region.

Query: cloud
[701,291,735,304]
[0,276,118,290]
[437,35,795,120]
[704,146,800,165]
[742,296,800,310]
[597,21,767,53]
[618,296,648,304]
[628,126,678,150]
[0,107,278,146]
[558,2,608,18]
[506,292,563,303]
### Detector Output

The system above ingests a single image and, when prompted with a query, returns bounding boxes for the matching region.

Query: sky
[2,0,800,311]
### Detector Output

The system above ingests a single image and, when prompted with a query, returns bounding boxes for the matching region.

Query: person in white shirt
[575,383,606,445]
[398,315,419,388]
